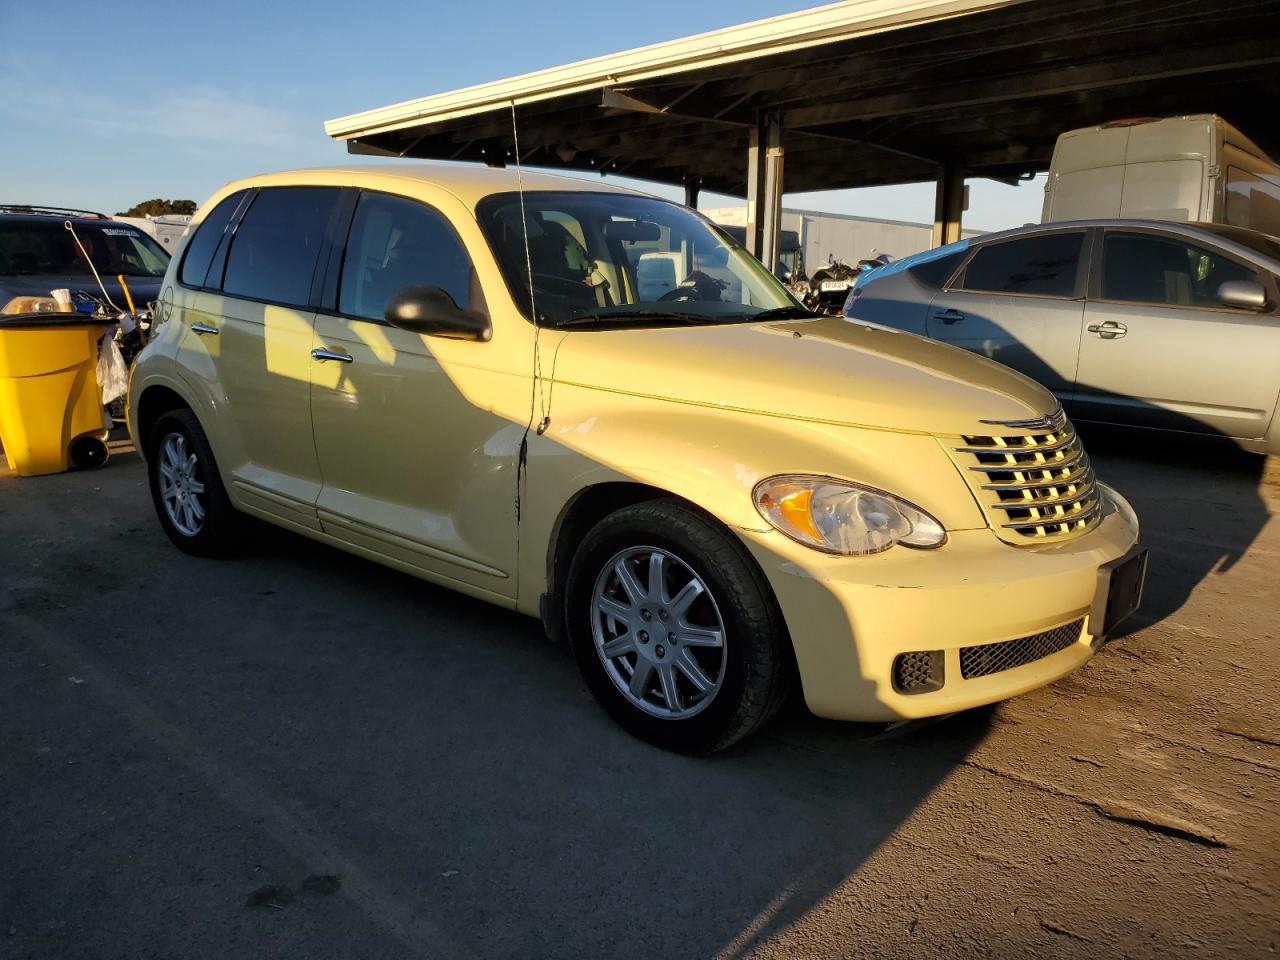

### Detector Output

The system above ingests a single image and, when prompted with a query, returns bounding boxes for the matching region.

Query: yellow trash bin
[0,315,115,477]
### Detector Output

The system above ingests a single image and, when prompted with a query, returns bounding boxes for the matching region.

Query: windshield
[0,220,170,278]
[1198,224,1280,265]
[476,191,802,327]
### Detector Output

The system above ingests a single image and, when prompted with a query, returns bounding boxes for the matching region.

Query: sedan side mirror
[385,286,491,341]
[1217,280,1268,311]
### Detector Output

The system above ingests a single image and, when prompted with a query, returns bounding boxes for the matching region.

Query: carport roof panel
[324,0,1280,196]
[323,0,1014,140]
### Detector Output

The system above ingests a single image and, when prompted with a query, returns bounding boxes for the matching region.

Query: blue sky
[0,0,1043,231]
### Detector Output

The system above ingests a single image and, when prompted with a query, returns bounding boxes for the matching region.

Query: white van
[1042,115,1280,236]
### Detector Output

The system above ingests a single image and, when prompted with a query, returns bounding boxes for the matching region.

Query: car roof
[0,212,111,224]
[214,162,654,209]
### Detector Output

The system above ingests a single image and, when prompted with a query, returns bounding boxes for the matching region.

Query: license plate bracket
[1091,545,1148,638]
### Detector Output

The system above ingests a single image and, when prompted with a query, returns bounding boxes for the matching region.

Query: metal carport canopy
[326,0,1280,256]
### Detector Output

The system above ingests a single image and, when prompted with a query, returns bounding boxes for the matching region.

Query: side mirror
[1217,280,1268,311]
[384,286,491,341]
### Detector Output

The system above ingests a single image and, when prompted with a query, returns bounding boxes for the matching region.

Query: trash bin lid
[0,313,116,329]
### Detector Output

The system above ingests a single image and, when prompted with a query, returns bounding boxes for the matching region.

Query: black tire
[68,435,109,470]
[565,498,793,753]
[147,408,243,557]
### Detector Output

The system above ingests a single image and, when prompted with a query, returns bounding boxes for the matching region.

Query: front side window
[0,219,169,279]
[1101,232,1258,308]
[223,187,341,308]
[476,191,801,327]
[958,233,1083,298]
[338,192,473,322]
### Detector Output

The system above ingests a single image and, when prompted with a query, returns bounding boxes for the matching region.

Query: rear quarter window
[179,191,246,288]
[908,250,965,287]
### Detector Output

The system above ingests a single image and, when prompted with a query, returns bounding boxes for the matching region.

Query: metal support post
[932,161,966,248]
[746,112,784,268]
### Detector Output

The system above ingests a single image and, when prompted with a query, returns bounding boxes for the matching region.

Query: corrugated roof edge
[324,0,1020,141]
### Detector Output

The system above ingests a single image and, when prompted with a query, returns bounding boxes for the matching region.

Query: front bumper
[737,484,1141,722]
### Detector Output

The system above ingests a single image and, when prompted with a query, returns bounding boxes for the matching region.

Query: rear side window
[1101,232,1258,308]
[908,249,966,288]
[959,233,1083,297]
[223,187,342,308]
[179,191,245,288]
[338,192,472,321]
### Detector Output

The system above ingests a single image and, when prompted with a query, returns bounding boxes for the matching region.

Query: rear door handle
[311,348,353,363]
[933,309,965,324]
[191,322,218,336]
[1086,320,1128,339]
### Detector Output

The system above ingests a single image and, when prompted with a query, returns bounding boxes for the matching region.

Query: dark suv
[0,206,169,317]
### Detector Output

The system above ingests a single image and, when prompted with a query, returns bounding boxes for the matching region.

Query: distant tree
[116,198,197,218]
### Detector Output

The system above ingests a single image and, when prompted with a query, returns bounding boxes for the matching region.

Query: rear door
[925,230,1088,408]
[203,186,343,530]
[1075,228,1280,440]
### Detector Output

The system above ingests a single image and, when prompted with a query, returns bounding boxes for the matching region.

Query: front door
[309,190,523,599]
[926,230,1088,409]
[1074,229,1280,440]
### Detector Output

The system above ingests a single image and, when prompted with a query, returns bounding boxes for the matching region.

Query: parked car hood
[0,273,163,310]
[550,316,1057,436]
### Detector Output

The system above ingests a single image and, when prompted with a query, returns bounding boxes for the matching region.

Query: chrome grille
[953,408,1101,543]
[959,619,1085,679]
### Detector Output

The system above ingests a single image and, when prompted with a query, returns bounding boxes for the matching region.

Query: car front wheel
[565,499,792,752]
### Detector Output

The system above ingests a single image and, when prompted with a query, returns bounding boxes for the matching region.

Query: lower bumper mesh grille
[892,650,944,694]
[959,619,1085,679]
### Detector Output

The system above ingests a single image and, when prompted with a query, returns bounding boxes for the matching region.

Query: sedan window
[1101,233,1258,308]
[957,233,1083,298]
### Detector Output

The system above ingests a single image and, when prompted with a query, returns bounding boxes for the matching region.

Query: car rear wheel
[565,499,792,752]
[147,409,242,556]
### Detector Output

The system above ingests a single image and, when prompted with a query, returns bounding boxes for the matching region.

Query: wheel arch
[134,384,193,459]
[540,481,786,652]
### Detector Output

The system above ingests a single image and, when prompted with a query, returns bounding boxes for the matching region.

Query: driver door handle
[191,322,218,336]
[933,309,965,324]
[1087,320,1128,339]
[311,348,353,363]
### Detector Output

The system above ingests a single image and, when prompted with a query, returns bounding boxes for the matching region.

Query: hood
[550,316,1056,436]
[0,274,163,310]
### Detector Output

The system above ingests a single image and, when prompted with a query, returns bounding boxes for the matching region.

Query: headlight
[753,475,946,555]
[2,295,60,315]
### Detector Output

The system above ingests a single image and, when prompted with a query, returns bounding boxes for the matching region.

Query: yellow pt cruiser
[128,165,1146,752]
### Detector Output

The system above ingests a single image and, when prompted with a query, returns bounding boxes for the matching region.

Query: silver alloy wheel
[590,545,727,719]
[157,431,206,537]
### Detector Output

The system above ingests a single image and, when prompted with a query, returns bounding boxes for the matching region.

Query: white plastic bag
[97,332,129,405]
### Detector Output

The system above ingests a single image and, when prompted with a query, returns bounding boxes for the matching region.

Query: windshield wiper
[556,310,713,328]
[745,306,821,322]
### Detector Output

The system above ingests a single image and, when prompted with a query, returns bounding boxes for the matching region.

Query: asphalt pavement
[1,429,1277,959]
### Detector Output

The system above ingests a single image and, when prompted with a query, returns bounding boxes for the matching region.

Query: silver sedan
[844,220,1280,454]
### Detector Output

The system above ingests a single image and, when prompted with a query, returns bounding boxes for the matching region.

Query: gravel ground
[1,429,1277,959]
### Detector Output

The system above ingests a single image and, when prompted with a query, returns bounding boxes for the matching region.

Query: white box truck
[1041,115,1280,236]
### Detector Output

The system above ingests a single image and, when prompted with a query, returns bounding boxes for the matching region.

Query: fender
[516,381,988,614]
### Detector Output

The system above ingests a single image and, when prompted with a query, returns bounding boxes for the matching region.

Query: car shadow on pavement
[213,518,995,959]
[1077,423,1271,640]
